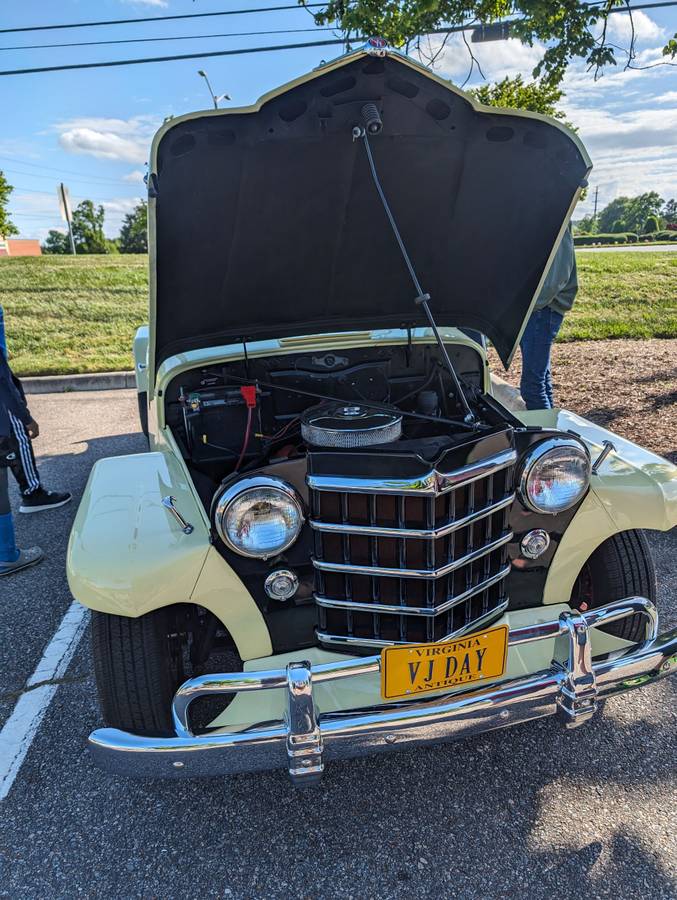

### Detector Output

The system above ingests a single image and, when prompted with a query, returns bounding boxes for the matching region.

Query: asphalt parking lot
[0,388,675,899]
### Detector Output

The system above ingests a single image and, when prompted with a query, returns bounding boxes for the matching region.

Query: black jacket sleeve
[0,350,32,428]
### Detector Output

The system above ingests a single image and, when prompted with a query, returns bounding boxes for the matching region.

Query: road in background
[0,390,675,899]
[577,244,677,252]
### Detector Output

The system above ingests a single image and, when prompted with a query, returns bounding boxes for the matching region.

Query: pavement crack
[0,673,90,703]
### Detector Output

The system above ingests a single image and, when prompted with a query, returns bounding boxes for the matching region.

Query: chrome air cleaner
[300,402,402,449]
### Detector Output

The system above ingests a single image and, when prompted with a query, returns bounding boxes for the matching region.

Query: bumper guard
[89,598,677,783]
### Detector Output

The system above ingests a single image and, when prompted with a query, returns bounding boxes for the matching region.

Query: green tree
[597,193,664,235]
[0,170,18,237]
[611,218,625,234]
[662,198,677,225]
[305,1,677,85]
[471,74,565,120]
[118,200,148,253]
[574,215,596,235]
[71,199,107,254]
[42,229,70,254]
[644,215,660,234]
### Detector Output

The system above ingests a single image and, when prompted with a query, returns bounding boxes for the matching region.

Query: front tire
[570,529,657,644]
[137,390,149,439]
[92,608,184,737]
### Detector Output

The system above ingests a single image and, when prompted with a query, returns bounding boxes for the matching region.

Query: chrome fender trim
[88,598,676,783]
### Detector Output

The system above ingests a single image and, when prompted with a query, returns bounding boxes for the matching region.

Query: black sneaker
[19,489,72,514]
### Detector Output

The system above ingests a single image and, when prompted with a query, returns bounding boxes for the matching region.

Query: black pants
[0,415,41,496]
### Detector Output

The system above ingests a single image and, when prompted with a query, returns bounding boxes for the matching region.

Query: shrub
[574,233,628,246]
[644,215,660,233]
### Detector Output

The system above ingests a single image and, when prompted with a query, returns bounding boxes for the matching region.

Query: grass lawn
[563,250,677,342]
[0,250,676,376]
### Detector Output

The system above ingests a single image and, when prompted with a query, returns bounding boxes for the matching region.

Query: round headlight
[519,437,591,515]
[214,476,304,559]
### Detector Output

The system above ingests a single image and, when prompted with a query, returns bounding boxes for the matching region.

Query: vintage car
[67,41,677,784]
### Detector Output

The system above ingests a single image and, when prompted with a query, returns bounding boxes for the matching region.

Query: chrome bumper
[89,599,677,784]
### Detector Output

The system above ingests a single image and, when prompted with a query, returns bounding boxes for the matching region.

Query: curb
[21,371,136,395]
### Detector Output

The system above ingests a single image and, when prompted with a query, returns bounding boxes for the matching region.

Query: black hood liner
[153,53,589,369]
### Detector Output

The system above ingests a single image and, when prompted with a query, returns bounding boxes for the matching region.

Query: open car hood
[149,45,590,372]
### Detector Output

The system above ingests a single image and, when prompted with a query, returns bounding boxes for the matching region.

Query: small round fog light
[520,529,550,560]
[264,569,299,601]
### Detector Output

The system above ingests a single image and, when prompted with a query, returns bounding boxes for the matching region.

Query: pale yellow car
[67,41,677,784]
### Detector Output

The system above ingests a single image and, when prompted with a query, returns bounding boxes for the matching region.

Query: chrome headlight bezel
[214,475,305,559]
[518,436,591,515]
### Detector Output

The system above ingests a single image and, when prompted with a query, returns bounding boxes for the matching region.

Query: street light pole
[197,69,230,109]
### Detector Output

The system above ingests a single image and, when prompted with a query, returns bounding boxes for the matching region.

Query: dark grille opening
[310,451,516,648]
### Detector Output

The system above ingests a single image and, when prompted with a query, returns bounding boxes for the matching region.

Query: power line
[0,36,350,77]
[1,166,134,188]
[2,0,674,39]
[1,1,674,78]
[0,4,326,35]
[1,26,336,53]
[11,183,141,202]
[0,154,134,184]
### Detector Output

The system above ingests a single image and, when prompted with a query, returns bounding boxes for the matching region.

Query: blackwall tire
[137,390,149,439]
[91,608,184,737]
[572,529,657,644]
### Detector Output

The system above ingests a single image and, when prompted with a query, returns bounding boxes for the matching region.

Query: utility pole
[592,186,599,223]
[57,182,76,255]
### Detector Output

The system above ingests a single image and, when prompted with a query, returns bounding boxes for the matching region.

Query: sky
[1,0,676,240]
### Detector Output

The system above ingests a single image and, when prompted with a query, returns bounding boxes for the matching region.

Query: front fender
[516,409,677,604]
[133,325,149,396]
[67,450,272,661]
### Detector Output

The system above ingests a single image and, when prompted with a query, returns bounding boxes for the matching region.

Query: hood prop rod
[223,372,477,431]
[356,115,476,425]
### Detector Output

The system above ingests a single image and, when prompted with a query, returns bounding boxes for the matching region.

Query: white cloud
[605,10,665,45]
[122,169,146,183]
[55,115,159,164]
[654,90,677,103]
[418,33,545,82]
[120,0,168,7]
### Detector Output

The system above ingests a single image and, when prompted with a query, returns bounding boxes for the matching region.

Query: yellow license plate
[380,625,509,700]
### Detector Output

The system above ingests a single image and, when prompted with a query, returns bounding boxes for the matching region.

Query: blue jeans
[520,307,564,410]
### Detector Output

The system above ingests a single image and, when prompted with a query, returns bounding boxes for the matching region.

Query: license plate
[380,625,509,700]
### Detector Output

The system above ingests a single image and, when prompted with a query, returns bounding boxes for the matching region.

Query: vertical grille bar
[340,493,353,637]
[369,494,380,640]
[397,496,407,642]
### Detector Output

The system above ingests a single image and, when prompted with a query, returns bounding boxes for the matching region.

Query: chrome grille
[308,448,516,648]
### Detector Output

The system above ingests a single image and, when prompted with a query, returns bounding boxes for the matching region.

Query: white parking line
[0,601,89,801]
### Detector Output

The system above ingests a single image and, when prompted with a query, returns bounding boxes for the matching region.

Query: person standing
[0,346,43,575]
[0,305,71,513]
[520,227,578,410]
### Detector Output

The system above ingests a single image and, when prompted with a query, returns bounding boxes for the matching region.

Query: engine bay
[164,340,511,504]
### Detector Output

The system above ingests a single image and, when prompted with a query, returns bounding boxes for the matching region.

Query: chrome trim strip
[309,493,514,539]
[314,565,511,617]
[316,600,510,647]
[88,600,675,782]
[307,448,517,496]
[312,531,512,579]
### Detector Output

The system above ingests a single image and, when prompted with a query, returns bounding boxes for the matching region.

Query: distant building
[0,238,42,257]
